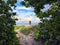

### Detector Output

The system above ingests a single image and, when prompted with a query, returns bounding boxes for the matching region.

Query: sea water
[16,22,39,26]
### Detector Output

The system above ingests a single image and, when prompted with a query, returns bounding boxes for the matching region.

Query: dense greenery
[21,0,60,45]
[0,0,20,45]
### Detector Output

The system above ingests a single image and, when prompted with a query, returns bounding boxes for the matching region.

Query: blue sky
[12,0,51,26]
[14,0,35,16]
[12,0,40,26]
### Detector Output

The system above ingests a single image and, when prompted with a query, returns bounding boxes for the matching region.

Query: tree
[0,0,20,45]
[21,0,60,45]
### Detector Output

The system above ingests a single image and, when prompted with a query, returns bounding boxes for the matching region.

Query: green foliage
[56,36,60,41]
[0,0,20,45]
[21,1,29,7]
[34,30,40,39]
[44,40,49,45]
[14,25,25,30]
[20,27,30,35]
[21,0,60,45]
[19,26,32,35]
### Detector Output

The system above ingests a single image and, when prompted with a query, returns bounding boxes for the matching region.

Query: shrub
[20,27,31,35]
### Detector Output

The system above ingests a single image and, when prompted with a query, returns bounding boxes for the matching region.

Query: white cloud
[15,6,34,11]
[13,15,40,23]
[12,6,35,16]
[12,4,40,25]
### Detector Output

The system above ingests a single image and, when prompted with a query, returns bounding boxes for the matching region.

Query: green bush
[34,30,40,39]
[20,27,31,35]
[0,0,20,45]
[0,15,20,45]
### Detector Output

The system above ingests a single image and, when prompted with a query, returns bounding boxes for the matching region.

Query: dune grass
[14,25,32,35]
[14,25,39,35]
[19,26,33,35]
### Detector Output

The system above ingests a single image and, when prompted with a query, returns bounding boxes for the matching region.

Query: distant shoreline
[16,22,39,26]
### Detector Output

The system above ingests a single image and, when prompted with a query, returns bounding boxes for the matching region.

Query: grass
[20,27,30,35]
[19,26,33,35]
[14,25,33,35]
[14,25,25,31]
[14,25,40,35]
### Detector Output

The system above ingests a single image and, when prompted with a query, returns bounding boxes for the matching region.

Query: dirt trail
[16,30,42,45]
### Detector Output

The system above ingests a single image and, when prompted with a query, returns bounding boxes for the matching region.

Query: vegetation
[21,0,60,45]
[15,25,33,35]
[20,26,31,35]
[15,25,42,39]
[0,0,19,45]
[0,0,60,45]
[14,25,26,30]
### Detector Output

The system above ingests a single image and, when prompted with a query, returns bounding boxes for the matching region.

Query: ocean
[16,22,39,26]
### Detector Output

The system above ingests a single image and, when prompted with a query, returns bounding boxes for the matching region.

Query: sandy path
[16,30,42,45]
